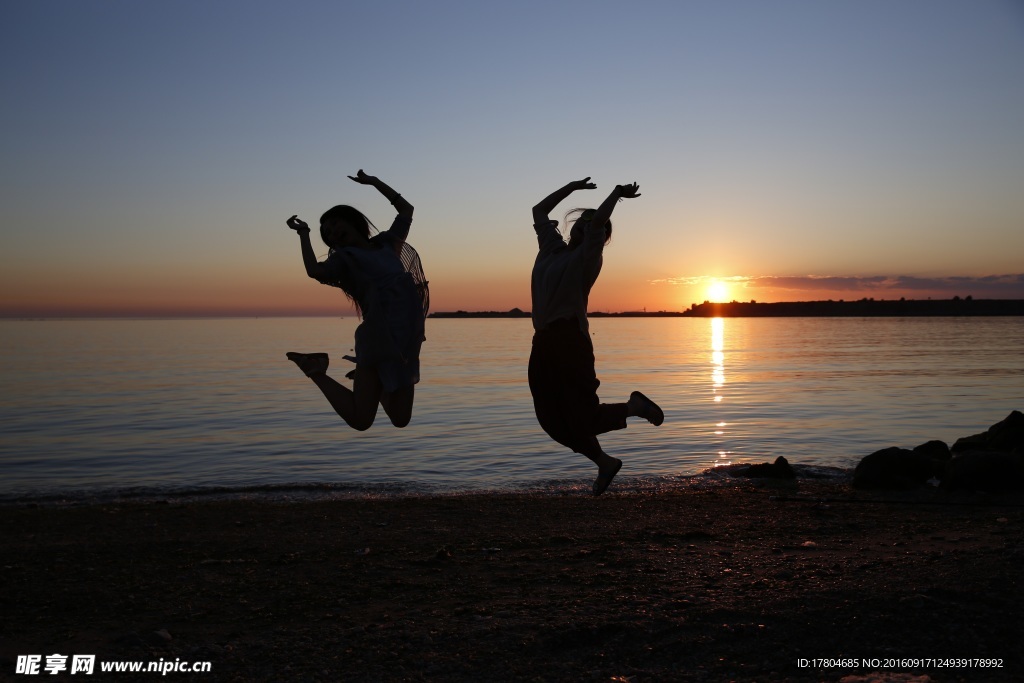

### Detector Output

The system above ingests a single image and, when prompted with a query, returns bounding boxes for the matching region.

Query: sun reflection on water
[711,317,732,467]
[711,317,725,395]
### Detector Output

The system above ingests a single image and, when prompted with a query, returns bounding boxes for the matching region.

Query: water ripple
[1,316,1021,501]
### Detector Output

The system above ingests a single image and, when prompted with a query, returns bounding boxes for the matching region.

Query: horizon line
[4,296,1024,321]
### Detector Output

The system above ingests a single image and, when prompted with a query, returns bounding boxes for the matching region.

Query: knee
[346,413,376,431]
[389,411,412,428]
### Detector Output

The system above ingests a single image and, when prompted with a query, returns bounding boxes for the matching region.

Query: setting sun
[707,279,730,302]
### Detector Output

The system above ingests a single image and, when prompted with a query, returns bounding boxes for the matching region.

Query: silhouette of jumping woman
[286,170,428,430]
[529,178,664,495]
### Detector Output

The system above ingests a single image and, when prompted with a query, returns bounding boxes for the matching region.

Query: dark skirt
[528,318,628,455]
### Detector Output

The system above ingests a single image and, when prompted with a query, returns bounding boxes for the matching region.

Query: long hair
[317,205,378,316]
[564,208,613,244]
[320,205,376,246]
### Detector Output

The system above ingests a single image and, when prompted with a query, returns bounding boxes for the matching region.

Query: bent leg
[626,391,664,425]
[309,365,382,431]
[380,384,415,428]
[593,403,630,436]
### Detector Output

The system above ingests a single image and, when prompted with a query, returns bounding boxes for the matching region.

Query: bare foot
[286,352,329,377]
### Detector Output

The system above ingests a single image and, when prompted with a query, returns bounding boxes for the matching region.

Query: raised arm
[532,177,596,224]
[588,182,641,229]
[287,215,331,281]
[349,170,413,219]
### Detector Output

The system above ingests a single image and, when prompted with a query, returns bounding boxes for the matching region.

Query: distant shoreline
[430,298,1024,318]
[4,298,1023,321]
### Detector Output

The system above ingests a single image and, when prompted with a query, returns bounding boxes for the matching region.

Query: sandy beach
[2,481,1021,682]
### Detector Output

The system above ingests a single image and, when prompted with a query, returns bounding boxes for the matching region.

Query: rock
[912,440,950,462]
[911,440,951,484]
[852,447,934,490]
[951,432,988,453]
[952,411,1024,453]
[942,412,1024,490]
[986,410,1024,452]
[941,450,1024,492]
[728,456,796,479]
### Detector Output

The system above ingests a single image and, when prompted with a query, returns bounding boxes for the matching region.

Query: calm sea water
[1,317,1022,501]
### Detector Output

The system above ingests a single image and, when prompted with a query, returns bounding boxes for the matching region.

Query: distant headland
[430,298,1024,318]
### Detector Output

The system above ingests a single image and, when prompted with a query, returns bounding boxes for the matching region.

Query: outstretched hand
[570,177,597,191]
[348,169,378,185]
[617,182,641,199]
[287,215,310,232]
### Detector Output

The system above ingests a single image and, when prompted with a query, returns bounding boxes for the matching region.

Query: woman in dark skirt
[529,177,664,495]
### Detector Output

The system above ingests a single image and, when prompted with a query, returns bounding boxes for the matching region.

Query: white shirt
[530,219,606,333]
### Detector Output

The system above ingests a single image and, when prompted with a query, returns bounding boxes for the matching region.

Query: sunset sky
[2,0,1023,317]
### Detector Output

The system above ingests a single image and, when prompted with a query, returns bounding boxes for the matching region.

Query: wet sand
[2,481,1022,681]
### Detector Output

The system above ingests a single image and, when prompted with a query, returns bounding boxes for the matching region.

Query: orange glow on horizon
[6,265,1017,318]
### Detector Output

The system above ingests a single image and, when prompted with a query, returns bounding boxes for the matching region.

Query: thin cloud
[650,275,750,286]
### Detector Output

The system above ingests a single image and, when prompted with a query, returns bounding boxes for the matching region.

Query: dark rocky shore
[2,478,1022,682]
[853,411,1024,493]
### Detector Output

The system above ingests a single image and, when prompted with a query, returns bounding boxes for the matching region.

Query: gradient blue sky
[2,0,1023,316]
